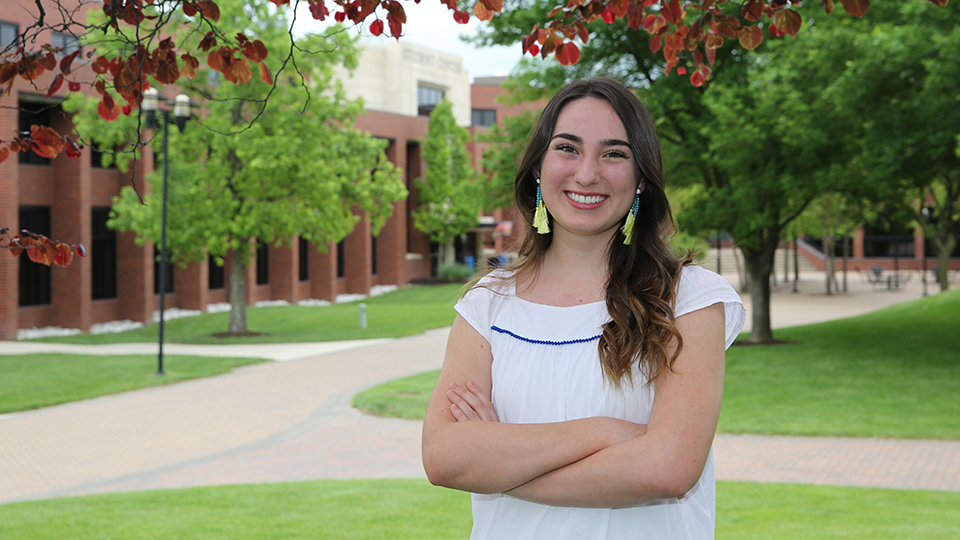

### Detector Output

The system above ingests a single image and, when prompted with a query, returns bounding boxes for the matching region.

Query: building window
[51,31,80,57]
[256,241,269,285]
[371,234,378,275]
[0,21,17,50]
[18,206,52,306]
[417,85,444,117]
[336,240,345,278]
[91,208,117,300]
[298,237,309,282]
[153,246,174,294]
[471,109,496,127]
[208,254,224,290]
[18,100,52,166]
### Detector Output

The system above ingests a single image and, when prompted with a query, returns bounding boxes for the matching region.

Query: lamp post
[142,88,191,376]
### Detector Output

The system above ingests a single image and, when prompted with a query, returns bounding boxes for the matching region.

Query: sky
[296,1,525,82]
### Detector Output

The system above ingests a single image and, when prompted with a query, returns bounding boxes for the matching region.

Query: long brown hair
[509,78,689,387]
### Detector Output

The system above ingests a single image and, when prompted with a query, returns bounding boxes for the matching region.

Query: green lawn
[29,284,462,345]
[0,354,265,414]
[354,288,960,440]
[1,479,957,540]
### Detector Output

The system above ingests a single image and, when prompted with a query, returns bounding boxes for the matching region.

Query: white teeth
[566,192,606,204]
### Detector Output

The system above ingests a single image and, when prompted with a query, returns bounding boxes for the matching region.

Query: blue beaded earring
[533,176,550,234]
[621,186,642,245]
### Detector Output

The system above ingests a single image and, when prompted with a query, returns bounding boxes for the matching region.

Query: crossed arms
[421,302,726,508]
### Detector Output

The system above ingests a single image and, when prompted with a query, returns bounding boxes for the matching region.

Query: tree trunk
[443,240,456,266]
[934,234,955,292]
[228,248,248,333]
[842,226,851,293]
[741,237,779,344]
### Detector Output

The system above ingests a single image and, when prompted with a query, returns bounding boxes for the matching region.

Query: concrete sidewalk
[1,271,956,504]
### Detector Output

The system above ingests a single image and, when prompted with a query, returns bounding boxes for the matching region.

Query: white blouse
[454,265,746,540]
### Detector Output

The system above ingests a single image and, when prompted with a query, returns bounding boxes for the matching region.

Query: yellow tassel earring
[621,187,642,245]
[533,177,550,235]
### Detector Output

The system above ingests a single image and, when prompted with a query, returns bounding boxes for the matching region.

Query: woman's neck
[517,230,613,306]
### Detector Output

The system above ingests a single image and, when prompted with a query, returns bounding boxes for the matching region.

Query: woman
[422,78,745,539]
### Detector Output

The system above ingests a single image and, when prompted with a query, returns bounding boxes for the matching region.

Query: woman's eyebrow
[551,133,630,148]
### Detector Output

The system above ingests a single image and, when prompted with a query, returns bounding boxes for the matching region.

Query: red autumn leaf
[648,34,662,54]
[608,0,629,18]
[643,14,666,35]
[309,0,329,19]
[677,67,687,75]
[0,147,9,164]
[453,10,470,24]
[63,135,83,158]
[370,19,384,35]
[690,71,705,87]
[183,1,198,17]
[122,104,133,116]
[181,53,199,79]
[98,93,121,122]
[575,20,590,42]
[663,0,683,25]
[821,0,835,13]
[714,18,741,39]
[27,237,57,266]
[334,11,346,22]
[67,81,81,92]
[207,46,229,73]
[198,0,221,21]
[768,22,784,37]
[0,62,17,85]
[625,4,644,29]
[54,242,73,267]
[706,44,716,65]
[600,8,616,23]
[555,42,581,66]
[199,32,217,52]
[240,39,268,63]
[541,35,558,55]
[46,73,64,98]
[8,234,25,257]
[474,2,493,21]
[76,244,87,258]
[841,0,869,17]
[259,62,273,85]
[480,0,503,11]
[223,57,252,84]
[269,0,289,5]
[774,9,802,36]
[59,49,81,75]
[738,25,764,50]
[91,56,111,75]
[741,0,764,22]
[154,54,180,85]
[30,125,65,158]
[706,33,724,48]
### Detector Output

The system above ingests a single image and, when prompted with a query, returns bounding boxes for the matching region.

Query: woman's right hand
[447,381,499,422]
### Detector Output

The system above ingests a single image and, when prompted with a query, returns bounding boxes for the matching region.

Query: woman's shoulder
[676,265,742,313]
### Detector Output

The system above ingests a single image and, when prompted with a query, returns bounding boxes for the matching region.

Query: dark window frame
[18,206,52,306]
[0,21,18,51]
[298,237,309,282]
[208,254,224,290]
[256,241,269,285]
[18,100,53,166]
[471,108,497,127]
[91,207,117,300]
[336,241,345,278]
[417,85,445,117]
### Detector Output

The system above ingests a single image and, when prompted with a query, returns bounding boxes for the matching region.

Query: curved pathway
[1,272,957,504]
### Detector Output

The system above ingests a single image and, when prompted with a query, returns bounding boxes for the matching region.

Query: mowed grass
[1,479,958,540]
[0,354,265,414]
[354,288,960,440]
[30,284,463,345]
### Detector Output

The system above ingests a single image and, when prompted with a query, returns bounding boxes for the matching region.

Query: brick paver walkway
[1,272,957,504]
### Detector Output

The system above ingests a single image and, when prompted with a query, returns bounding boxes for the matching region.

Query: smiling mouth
[565,191,607,205]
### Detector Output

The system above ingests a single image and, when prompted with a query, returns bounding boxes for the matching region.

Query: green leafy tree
[414,99,480,268]
[73,1,406,334]
[477,109,538,213]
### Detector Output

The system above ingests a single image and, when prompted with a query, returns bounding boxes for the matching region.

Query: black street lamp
[142,87,191,376]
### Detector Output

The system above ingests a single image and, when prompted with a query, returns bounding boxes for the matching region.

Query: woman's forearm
[422,415,644,494]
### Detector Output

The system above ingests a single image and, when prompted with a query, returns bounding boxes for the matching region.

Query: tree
[414,99,480,268]
[70,0,406,334]
[477,109,538,213]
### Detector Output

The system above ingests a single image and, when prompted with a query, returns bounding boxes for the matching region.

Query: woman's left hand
[447,381,499,422]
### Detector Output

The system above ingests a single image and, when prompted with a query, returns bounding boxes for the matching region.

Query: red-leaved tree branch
[0,0,950,268]
[0,227,86,267]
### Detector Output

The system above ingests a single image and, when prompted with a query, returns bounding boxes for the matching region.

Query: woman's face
[538,97,640,242]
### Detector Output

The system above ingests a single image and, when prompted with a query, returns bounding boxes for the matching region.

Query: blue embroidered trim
[491,325,601,346]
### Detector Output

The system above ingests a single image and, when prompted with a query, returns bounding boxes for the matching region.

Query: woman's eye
[554,144,578,154]
[605,151,629,159]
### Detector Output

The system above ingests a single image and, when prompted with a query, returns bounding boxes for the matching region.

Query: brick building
[0,8,539,340]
